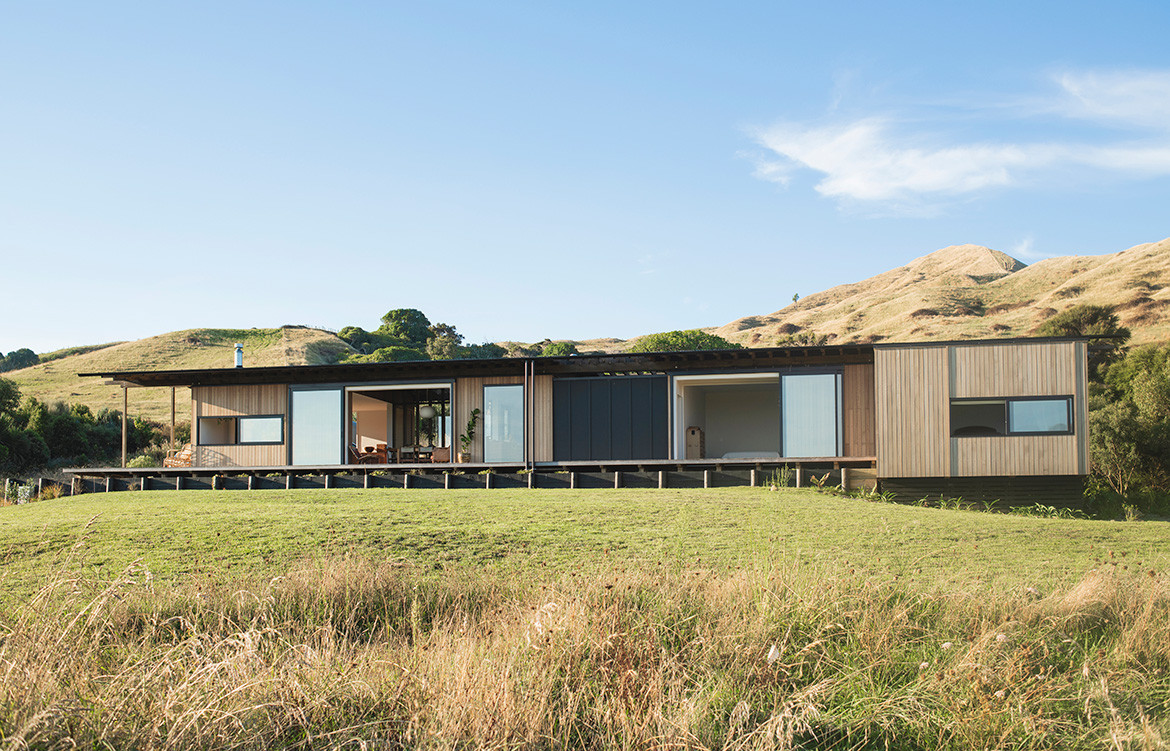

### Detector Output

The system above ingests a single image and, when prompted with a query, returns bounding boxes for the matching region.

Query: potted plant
[457,408,480,463]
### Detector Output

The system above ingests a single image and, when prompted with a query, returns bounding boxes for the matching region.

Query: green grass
[3,487,1167,600]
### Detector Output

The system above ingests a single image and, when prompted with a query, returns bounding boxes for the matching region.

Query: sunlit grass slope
[5,326,353,424]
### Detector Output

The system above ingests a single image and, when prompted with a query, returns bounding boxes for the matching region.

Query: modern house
[75,337,1090,504]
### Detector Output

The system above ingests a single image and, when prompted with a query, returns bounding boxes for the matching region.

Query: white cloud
[1055,70,1170,129]
[751,69,1170,210]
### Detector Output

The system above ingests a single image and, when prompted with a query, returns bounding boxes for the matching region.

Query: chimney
[234,343,244,368]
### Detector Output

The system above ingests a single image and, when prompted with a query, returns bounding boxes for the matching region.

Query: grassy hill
[2,487,1167,748]
[713,237,1170,347]
[5,326,353,425]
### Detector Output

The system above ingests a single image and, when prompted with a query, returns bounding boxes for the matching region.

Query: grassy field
[2,487,1168,749]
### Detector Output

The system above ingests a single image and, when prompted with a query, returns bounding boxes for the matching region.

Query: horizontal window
[951,397,1072,437]
[198,415,284,445]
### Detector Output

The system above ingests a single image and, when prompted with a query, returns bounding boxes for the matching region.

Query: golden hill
[712,237,1170,347]
[6,327,354,425]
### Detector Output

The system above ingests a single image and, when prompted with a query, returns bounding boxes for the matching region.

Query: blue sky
[4,1,1170,354]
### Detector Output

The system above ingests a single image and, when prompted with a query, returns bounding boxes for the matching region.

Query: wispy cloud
[750,69,1170,211]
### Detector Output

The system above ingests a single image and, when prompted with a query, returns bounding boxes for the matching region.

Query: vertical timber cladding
[552,376,669,461]
[192,384,288,467]
[842,363,876,458]
[876,340,1089,479]
[454,375,553,463]
[949,340,1086,477]
[874,346,950,478]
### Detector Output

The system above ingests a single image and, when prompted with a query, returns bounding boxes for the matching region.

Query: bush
[627,330,739,353]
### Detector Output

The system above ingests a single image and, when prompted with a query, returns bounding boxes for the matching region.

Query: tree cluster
[337,309,507,363]
[627,330,739,353]
[0,377,159,475]
[0,348,39,373]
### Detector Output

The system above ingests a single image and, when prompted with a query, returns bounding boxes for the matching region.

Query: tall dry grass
[2,557,1167,750]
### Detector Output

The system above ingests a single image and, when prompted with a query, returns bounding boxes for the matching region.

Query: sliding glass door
[781,373,842,458]
[483,384,524,462]
[291,387,343,465]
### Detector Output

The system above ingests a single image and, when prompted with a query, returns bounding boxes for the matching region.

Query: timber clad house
[72,337,1091,505]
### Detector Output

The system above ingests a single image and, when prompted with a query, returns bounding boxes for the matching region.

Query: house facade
[80,337,1090,504]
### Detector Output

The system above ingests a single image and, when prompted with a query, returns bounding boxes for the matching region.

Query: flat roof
[80,335,1095,388]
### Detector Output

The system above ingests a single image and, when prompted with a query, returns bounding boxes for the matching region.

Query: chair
[430,446,451,463]
[164,444,194,467]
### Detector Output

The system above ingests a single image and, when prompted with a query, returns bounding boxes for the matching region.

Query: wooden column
[170,387,176,452]
[121,386,128,468]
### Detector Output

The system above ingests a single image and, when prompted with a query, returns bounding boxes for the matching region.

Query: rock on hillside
[714,238,1170,347]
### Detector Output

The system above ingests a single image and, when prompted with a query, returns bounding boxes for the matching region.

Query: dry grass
[3,554,1167,750]
[712,237,1170,348]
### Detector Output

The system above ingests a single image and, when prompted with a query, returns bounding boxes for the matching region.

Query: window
[197,415,284,445]
[239,416,283,443]
[951,397,1072,436]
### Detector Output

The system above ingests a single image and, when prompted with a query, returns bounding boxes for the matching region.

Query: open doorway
[347,383,452,463]
[673,374,780,460]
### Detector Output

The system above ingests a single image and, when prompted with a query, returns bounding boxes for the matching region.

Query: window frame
[949,395,1074,437]
[237,414,285,445]
[196,414,285,446]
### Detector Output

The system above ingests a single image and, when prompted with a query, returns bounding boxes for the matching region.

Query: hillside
[6,327,354,424]
[713,237,1170,347]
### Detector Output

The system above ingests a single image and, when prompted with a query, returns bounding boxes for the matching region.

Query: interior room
[347,385,451,463]
[674,375,781,459]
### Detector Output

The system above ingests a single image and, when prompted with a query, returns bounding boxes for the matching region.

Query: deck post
[403,473,410,489]
[614,471,621,489]
[486,472,493,490]
[37,478,44,497]
[70,477,77,497]
[211,475,219,491]
[444,472,450,489]
[121,386,128,468]
[364,472,371,489]
[176,475,184,490]
[248,474,255,491]
[105,476,111,493]
[750,468,757,487]
[170,387,176,453]
[286,473,293,490]
[795,466,803,488]
[570,472,577,489]
[703,470,710,489]
[658,470,666,489]
[141,476,150,491]
[528,471,535,489]
[841,467,850,492]
[324,474,332,489]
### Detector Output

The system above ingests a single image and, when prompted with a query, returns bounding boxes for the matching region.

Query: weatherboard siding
[192,384,288,467]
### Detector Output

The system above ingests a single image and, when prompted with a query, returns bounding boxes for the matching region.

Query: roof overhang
[79,344,877,388]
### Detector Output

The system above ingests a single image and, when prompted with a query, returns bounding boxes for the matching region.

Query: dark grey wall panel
[553,376,668,461]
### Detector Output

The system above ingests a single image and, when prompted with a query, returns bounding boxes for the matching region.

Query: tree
[627,330,739,353]
[541,341,579,357]
[464,342,507,359]
[1035,304,1130,378]
[378,309,432,345]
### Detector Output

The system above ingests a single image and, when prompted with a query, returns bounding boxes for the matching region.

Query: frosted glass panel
[292,389,342,465]
[484,384,524,462]
[782,374,840,457]
[239,416,283,444]
[1009,399,1070,433]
